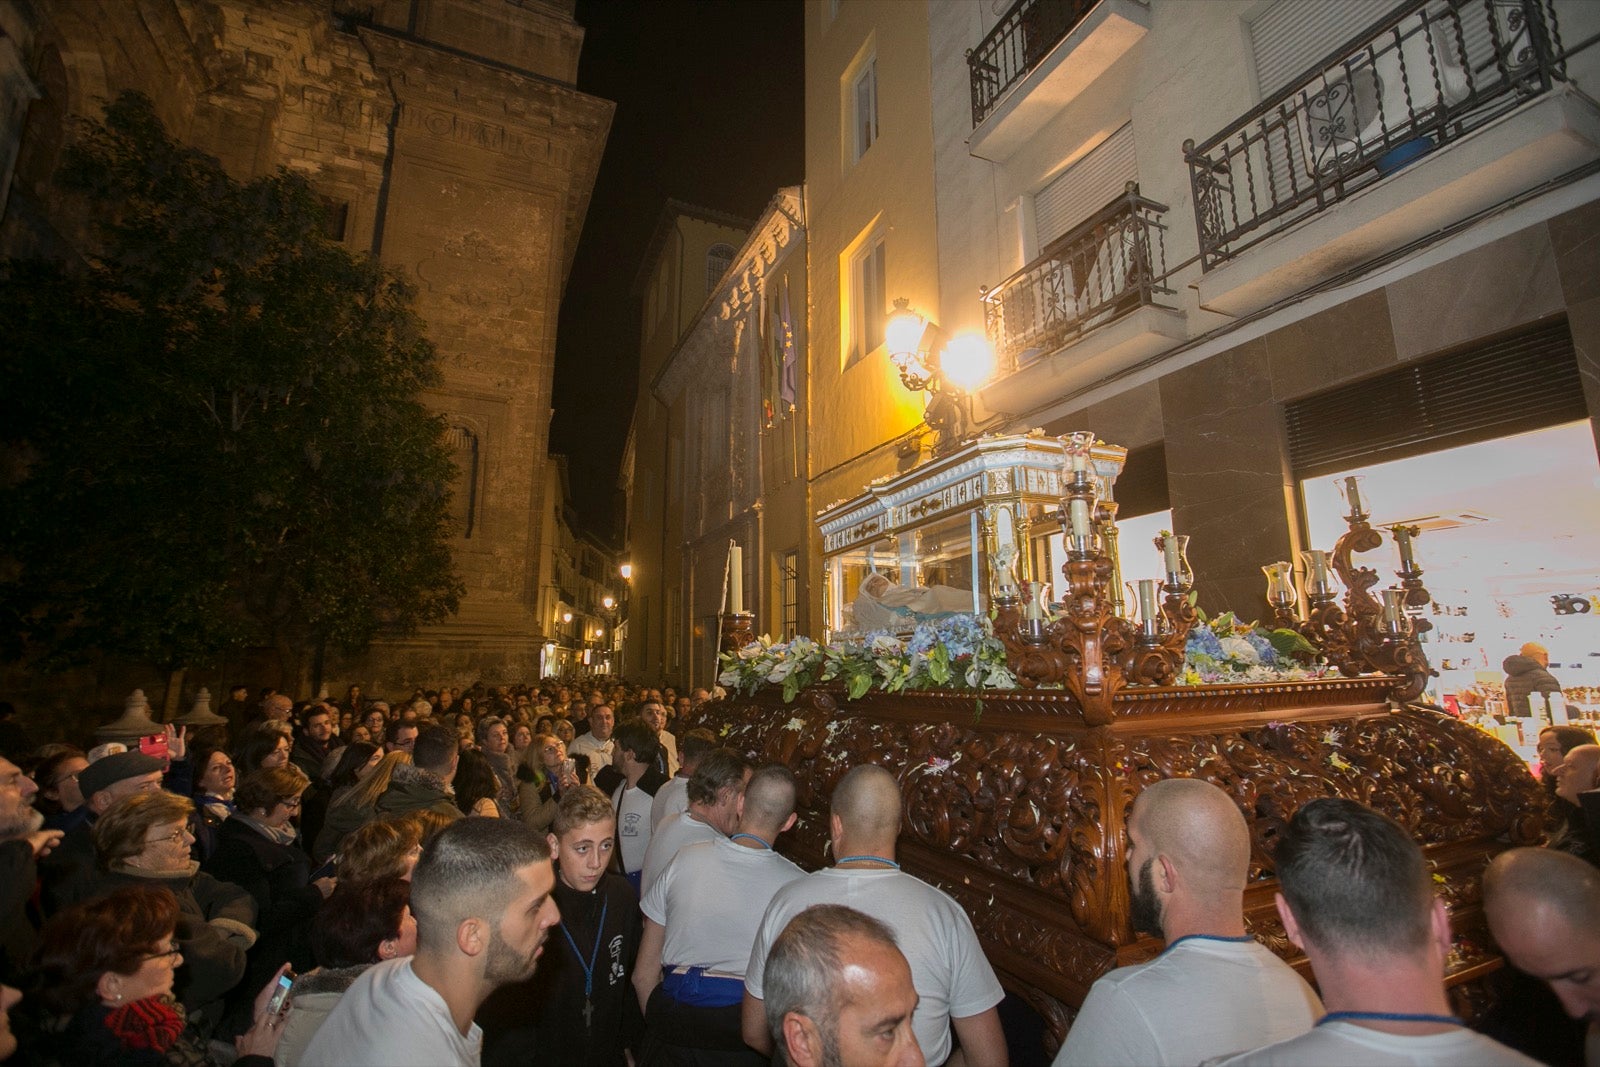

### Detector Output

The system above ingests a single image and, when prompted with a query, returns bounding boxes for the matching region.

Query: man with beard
[742,765,1006,1067]
[0,754,62,983]
[302,817,561,1066]
[1054,778,1320,1067]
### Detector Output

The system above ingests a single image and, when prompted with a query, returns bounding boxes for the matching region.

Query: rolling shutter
[1285,318,1585,477]
[1033,123,1137,249]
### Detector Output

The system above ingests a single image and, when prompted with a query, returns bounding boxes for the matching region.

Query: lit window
[852,58,878,162]
[847,234,886,367]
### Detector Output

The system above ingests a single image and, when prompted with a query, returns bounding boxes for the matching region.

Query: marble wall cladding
[1043,379,1165,448]
[1386,225,1564,362]
[1550,200,1600,308]
[1566,293,1600,456]
[1159,339,1298,615]
[1266,290,1398,403]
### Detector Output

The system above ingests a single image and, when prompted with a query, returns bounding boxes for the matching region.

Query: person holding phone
[24,883,285,1065]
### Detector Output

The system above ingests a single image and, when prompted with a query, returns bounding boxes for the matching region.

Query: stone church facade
[0,0,613,701]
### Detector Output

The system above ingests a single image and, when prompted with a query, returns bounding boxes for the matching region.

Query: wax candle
[1137,579,1158,622]
[1382,587,1404,628]
[729,543,743,613]
[1394,527,1415,571]
[1344,476,1362,515]
[1163,535,1181,575]
[1069,498,1091,541]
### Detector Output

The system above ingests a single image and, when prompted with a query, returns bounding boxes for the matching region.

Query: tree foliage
[0,92,463,673]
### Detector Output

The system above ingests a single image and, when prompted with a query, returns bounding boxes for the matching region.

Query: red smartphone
[139,733,170,761]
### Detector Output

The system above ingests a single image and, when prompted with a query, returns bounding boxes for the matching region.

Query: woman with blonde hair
[335,816,423,885]
[312,749,411,862]
[81,792,258,1031]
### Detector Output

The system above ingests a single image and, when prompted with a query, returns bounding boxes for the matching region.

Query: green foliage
[0,92,463,671]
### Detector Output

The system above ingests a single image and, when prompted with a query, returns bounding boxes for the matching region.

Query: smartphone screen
[138,734,170,761]
[266,972,294,1016]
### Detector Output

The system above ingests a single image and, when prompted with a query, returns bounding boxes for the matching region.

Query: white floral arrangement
[717,613,1016,703]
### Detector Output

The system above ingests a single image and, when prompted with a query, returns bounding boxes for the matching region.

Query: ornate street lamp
[885,297,996,456]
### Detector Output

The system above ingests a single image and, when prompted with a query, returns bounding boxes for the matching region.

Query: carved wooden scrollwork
[682,682,1544,1045]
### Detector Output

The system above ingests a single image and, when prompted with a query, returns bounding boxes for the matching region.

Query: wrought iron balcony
[982,185,1173,374]
[1186,0,1567,270]
[969,0,1101,127]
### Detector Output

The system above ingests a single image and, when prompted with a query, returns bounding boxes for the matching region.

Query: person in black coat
[202,765,333,1034]
[1504,641,1562,718]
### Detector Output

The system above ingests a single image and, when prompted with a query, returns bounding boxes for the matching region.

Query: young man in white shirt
[302,817,560,1067]
[609,721,667,893]
[1207,798,1537,1067]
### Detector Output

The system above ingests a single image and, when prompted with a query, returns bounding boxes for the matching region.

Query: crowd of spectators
[0,679,1594,1067]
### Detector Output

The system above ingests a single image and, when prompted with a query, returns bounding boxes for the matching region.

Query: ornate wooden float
[699,432,1546,1043]
[681,675,1545,1043]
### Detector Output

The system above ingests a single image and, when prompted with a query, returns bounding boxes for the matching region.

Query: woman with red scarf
[23,885,284,1066]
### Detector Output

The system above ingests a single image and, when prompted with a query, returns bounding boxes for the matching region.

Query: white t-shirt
[1204,1019,1541,1066]
[745,866,1004,1067]
[642,837,804,975]
[640,811,723,898]
[300,957,481,1067]
[650,776,689,830]
[612,781,655,875]
[568,731,614,778]
[1052,936,1322,1067]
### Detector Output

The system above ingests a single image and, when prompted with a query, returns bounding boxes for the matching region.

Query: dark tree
[0,92,463,685]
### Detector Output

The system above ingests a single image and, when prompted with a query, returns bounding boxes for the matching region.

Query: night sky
[550,0,805,540]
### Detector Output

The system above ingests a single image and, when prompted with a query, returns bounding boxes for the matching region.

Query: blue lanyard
[1319,1011,1463,1027]
[1159,933,1254,956]
[730,832,772,849]
[834,855,900,869]
[557,895,609,1002]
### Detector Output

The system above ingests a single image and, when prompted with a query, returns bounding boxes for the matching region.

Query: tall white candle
[1069,498,1091,540]
[1163,536,1181,575]
[1137,579,1158,622]
[1308,549,1330,588]
[1395,527,1415,570]
[729,543,743,614]
[1344,476,1362,515]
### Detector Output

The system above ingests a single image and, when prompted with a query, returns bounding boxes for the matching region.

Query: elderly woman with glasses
[203,766,332,1030]
[80,791,259,1035]
[26,883,286,1065]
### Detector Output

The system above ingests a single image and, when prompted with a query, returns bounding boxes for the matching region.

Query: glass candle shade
[1382,587,1408,632]
[1155,533,1192,587]
[1300,549,1338,598]
[1127,579,1161,636]
[1263,561,1298,609]
[1059,431,1095,481]
[1337,475,1368,520]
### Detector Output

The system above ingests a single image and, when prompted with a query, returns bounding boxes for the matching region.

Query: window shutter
[1033,123,1137,249]
[1285,318,1584,477]
[1248,0,1396,96]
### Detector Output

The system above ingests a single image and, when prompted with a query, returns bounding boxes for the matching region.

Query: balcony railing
[968,0,1101,127]
[1185,0,1567,270]
[982,185,1173,373]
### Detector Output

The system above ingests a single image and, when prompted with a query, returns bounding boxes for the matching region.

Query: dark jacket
[479,873,644,1066]
[312,787,374,863]
[0,839,39,985]
[1503,654,1562,718]
[373,763,459,820]
[78,863,256,1030]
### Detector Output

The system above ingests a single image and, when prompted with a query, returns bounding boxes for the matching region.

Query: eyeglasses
[50,771,80,789]
[146,828,190,847]
[278,796,303,810]
[141,943,183,965]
